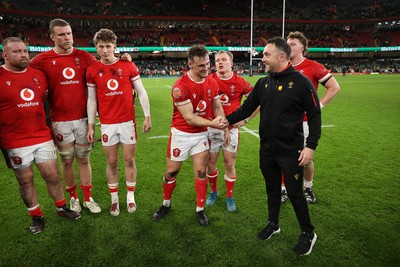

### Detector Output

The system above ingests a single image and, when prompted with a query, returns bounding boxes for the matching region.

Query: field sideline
[0,74,399,266]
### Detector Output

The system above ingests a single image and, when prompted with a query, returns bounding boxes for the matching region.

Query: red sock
[126,182,136,192]
[195,177,208,208]
[66,184,78,199]
[224,175,236,198]
[81,184,93,202]
[281,173,285,187]
[163,176,176,200]
[28,204,43,218]
[108,183,119,194]
[54,198,67,209]
[207,169,218,192]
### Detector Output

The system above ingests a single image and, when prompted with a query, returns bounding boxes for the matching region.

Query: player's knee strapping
[58,146,75,160]
[75,144,92,158]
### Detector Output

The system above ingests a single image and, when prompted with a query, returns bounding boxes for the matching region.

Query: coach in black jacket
[226,37,321,256]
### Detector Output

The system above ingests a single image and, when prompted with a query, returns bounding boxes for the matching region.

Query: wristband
[320,102,324,109]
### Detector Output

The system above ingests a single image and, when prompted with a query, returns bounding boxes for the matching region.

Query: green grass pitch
[0,74,399,266]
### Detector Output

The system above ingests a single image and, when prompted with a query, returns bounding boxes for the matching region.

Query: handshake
[212,116,229,129]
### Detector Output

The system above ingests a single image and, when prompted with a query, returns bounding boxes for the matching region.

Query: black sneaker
[294,232,317,256]
[257,222,281,240]
[304,188,317,204]
[196,210,209,226]
[57,206,81,220]
[29,216,44,234]
[153,205,170,221]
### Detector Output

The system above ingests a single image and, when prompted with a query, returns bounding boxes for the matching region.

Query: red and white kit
[30,48,97,122]
[211,72,252,117]
[293,57,332,91]
[171,73,220,133]
[0,66,51,149]
[86,59,140,125]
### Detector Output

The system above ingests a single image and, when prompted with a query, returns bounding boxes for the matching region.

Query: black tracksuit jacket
[227,64,321,157]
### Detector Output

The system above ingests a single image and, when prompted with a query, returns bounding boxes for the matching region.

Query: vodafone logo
[107,79,119,91]
[220,94,229,104]
[196,100,207,112]
[62,67,76,79]
[20,88,35,101]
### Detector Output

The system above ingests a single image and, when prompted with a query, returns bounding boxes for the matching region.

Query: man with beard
[0,37,81,234]
[226,37,321,255]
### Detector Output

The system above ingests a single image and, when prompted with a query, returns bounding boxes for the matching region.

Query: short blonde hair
[93,29,117,45]
[287,31,308,56]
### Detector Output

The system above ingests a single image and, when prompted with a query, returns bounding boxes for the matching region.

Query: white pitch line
[241,126,260,138]
[149,135,170,139]
[322,125,335,128]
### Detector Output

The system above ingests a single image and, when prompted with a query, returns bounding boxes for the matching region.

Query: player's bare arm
[320,77,340,107]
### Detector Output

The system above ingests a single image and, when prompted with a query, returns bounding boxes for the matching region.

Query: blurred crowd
[5,0,400,19]
[1,0,399,75]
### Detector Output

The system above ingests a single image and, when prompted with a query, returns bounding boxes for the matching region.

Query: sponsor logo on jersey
[20,88,34,101]
[107,79,119,91]
[196,100,207,113]
[60,67,80,85]
[104,79,123,96]
[172,87,181,99]
[62,67,76,79]
[220,94,230,104]
[17,88,39,108]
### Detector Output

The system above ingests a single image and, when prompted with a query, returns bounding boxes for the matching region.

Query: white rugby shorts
[7,140,57,169]
[168,127,209,161]
[208,127,239,153]
[52,118,89,145]
[100,120,137,146]
[303,121,309,147]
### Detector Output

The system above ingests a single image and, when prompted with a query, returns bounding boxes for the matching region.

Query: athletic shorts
[100,120,137,146]
[7,140,57,170]
[208,127,239,153]
[52,118,89,145]
[303,121,309,147]
[167,127,209,161]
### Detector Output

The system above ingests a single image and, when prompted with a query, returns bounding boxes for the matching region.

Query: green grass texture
[0,74,399,266]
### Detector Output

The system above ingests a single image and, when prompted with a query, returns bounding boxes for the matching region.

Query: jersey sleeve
[241,77,253,96]
[313,61,332,84]
[172,79,190,106]
[86,66,94,86]
[129,62,141,82]
[29,53,42,69]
